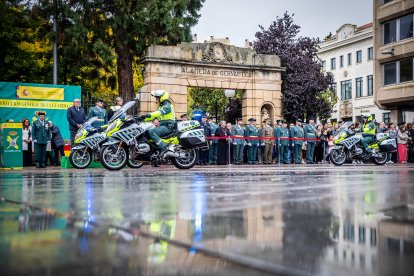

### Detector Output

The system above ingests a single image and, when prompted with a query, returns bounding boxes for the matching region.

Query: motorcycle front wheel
[100,145,128,170]
[69,148,92,169]
[172,149,197,169]
[330,148,347,166]
[373,152,387,165]
[127,159,144,169]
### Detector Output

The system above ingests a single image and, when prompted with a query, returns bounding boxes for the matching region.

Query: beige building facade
[374,0,414,123]
[318,23,390,123]
[138,42,283,124]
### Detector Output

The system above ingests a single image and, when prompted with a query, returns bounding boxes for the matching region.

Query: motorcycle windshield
[336,122,353,133]
[78,117,99,132]
[108,101,136,123]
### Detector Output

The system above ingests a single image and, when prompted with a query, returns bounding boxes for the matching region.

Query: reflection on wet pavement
[1,165,414,275]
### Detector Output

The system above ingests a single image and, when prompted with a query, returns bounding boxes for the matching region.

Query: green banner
[0,82,81,140]
[1,123,23,168]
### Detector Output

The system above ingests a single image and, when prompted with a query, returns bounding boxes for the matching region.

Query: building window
[367,75,373,96]
[383,19,397,45]
[356,50,362,63]
[400,58,413,83]
[348,53,352,66]
[359,226,366,244]
[383,58,414,86]
[383,0,393,4]
[368,47,373,61]
[341,80,352,100]
[383,112,391,123]
[400,14,414,41]
[370,228,377,247]
[331,58,336,70]
[356,77,363,98]
[383,14,414,45]
[383,62,397,85]
[340,55,344,67]
[322,60,326,70]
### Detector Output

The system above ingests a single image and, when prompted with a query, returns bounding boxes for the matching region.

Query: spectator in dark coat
[49,121,65,166]
[216,121,228,165]
[67,99,86,145]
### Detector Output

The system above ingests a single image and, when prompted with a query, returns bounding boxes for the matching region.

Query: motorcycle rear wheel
[100,145,128,170]
[69,148,92,169]
[330,148,347,166]
[373,152,387,165]
[172,149,197,169]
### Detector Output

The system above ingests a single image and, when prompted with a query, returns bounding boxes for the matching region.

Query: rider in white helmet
[138,90,175,156]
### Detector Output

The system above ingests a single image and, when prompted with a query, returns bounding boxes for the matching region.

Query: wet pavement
[1,164,414,276]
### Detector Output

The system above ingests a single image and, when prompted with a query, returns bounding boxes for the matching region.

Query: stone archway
[138,42,283,124]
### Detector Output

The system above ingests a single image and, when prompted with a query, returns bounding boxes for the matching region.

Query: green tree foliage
[48,0,205,100]
[188,88,242,122]
[1,0,204,108]
[0,1,52,83]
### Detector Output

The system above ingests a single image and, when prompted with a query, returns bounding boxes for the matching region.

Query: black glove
[142,114,151,119]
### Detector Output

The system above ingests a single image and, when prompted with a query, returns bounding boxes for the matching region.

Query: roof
[356,22,373,32]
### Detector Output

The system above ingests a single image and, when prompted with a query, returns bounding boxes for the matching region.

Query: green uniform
[291,125,304,164]
[273,126,281,162]
[32,119,51,168]
[145,100,175,150]
[87,106,107,128]
[361,121,376,153]
[276,127,290,163]
[209,122,219,164]
[232,124,245,164]
[245,124,259,164]
[304,123,317,163]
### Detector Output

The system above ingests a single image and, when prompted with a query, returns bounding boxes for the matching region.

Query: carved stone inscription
[181,66,252,78]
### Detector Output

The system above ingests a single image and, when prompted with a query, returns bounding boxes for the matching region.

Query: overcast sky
[192,0,373,46]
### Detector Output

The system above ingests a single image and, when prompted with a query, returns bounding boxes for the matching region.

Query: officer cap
[276,119,282,124]
[36,111,46,116]
[96,98,104,103]
[308,116,316,121]
[180,113,188,118]
[202,115,207,118]
[282,120,287,124]
[296,118,303,123]
[209,116,216,120]
[237,118,243,122]
[248,118,256,122]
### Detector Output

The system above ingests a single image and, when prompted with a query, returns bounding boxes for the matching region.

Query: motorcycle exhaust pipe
[164,151,187,158]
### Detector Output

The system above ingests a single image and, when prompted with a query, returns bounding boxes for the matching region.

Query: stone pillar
[391,109,403,124]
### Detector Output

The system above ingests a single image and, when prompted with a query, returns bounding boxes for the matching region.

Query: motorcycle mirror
[134,93,140,102]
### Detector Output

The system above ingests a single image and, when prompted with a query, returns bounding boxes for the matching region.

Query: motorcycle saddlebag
[179,129,207,149]
[379,139,397,152]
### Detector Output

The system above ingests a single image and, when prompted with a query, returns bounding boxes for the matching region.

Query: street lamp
[224,89,236,120]
[224,89,236,98]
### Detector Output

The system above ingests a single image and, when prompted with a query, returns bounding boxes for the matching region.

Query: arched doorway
[138,42,283,124]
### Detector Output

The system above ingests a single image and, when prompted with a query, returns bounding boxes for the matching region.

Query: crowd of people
[21,95,414,168]
[196,115,414,165]
[22,97,121,168]
[22,111,65,168]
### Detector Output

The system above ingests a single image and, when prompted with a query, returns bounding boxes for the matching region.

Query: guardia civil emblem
[7,131,19,150]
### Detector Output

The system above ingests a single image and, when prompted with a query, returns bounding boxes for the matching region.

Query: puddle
[1,167,414,275]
